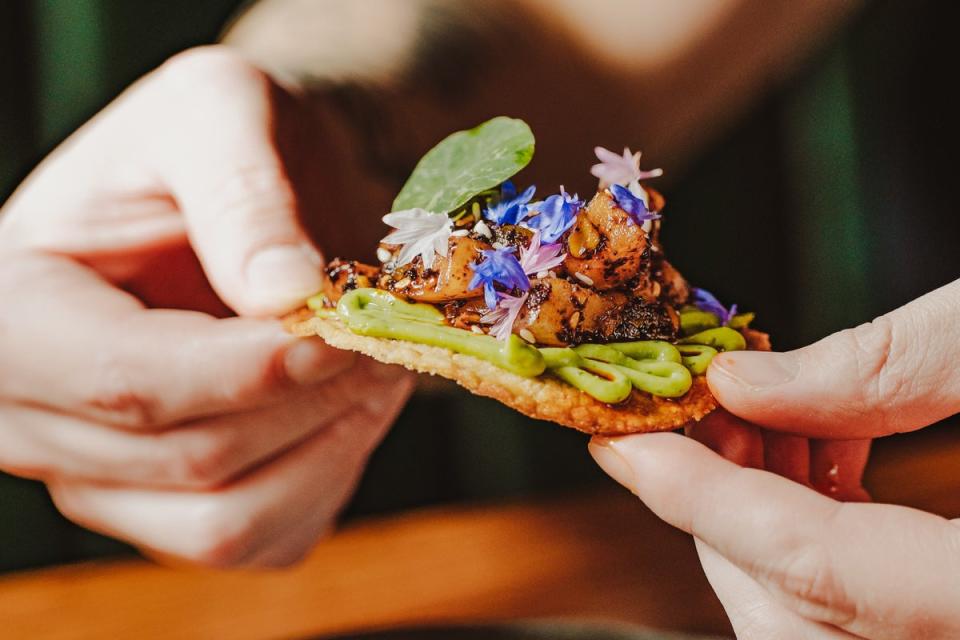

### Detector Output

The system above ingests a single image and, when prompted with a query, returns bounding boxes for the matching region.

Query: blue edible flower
[691,287,738,326]
[469,246,531,309]
[523,187,583,243]
[483,181,536,225]
[609,184,661,226]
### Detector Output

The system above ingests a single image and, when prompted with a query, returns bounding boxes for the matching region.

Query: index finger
[0,252,353,429]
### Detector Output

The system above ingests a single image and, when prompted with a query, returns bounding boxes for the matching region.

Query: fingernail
[711,351,800,389]
[283,337,354,385]
[588,438,638,493]
[245,244,323,313]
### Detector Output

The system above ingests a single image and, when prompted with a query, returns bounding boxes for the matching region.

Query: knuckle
[214,337,289,401]
[84,361,159,429]
[763,514,858,627]
[165,432,235,489]
[180,498,258,568]
[159,46,266,94]
[204,162,297,228]
[841,317,905,423]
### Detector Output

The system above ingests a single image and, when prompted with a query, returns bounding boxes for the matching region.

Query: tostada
[287,117,768,435]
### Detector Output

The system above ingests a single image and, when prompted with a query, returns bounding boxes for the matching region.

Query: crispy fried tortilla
[287,310,751,436]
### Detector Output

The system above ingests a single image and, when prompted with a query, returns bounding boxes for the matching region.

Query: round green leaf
[392,116,535,214]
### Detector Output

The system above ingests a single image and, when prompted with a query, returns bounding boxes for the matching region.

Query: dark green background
[2,0,958,572]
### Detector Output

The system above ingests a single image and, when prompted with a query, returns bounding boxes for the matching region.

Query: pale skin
[591,279,960,638]
[0,47,413,567]
[1,6,954,636]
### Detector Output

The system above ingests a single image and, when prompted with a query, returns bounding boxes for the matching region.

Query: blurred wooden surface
[1,425,958,640]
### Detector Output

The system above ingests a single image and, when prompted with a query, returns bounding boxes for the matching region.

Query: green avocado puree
[331,289,745,404]
[337,289,545,377]
[678,327,747,352]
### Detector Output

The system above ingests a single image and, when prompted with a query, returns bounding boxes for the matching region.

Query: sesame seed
[569,311,581,328]
[376,247,392,263]
[536,270,550,279]
[574,272,594,286]
[394,277,411,289]
[470,325,484,334]
[519,328,536,344]
[473,220,493,239]
[451,229,469,237]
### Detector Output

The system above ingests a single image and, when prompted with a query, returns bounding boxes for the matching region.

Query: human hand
[684,277,960,500]
[708,279,960,441]
[0,46,413,567]
[590,433,960,638]
[590,279,960,636]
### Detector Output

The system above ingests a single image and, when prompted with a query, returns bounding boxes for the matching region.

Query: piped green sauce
[677,344,719,375]
[329,289,746,404]
[678,327,746,352]
[679,307,754,335]
[336,289,544,377]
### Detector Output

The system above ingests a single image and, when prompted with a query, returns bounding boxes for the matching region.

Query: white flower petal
[628,179,650,206]
[420,247,436,270]
[592,146,662,189]
[433,226,452,258]
[395,245,416,267]
[381,207,452,268]
[594,146,625,164]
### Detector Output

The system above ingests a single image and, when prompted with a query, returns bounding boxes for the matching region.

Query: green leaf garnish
[392,116,535,214]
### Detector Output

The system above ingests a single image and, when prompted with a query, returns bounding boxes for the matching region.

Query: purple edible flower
[609,184,661,226]
[691,287,738,326]
[469,246,530,309]
[480,291,529,341]
[483,181,536,226]
[519,229,566,276]
[523,186,583,243]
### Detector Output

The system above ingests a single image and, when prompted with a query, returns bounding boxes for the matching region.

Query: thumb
[151,48,324,316]
[2,47,329,318]
[5,47,326,316]
[707,279,960,438]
